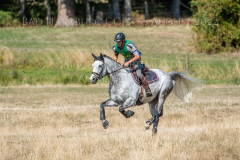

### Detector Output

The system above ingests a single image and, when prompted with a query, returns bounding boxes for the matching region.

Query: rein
[106,66,124,76]
[92,60,125,80]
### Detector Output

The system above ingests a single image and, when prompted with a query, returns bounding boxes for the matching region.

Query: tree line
[0,0,192,27]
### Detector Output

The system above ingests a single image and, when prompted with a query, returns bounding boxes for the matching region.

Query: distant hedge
[190,0,240,53]
[0,11,19,27]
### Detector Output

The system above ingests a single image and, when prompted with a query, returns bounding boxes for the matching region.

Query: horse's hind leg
[151,96,165,135]
[146,84,173,135]
[145,96,158,131]
[148,94,167,135]
[152,84,173,135]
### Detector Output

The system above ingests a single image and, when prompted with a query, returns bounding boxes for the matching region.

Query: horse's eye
[99,65,102,67]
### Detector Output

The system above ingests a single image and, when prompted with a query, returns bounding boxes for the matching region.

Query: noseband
[92,70,103,80]
[92,60,104,80]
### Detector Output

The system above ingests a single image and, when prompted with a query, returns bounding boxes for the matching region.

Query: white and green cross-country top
[113,40,142,62]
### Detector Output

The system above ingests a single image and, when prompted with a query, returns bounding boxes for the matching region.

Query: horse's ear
[100,53,104,60]
[92,53,97,60]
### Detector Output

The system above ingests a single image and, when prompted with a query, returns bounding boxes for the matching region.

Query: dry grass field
[0,84,239,160]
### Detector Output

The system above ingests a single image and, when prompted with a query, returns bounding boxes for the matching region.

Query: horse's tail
[167,71,203,103]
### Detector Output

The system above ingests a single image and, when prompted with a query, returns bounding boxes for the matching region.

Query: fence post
[186,52,189,71]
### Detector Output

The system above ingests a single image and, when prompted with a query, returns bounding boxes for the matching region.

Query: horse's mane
[102,54,122,66]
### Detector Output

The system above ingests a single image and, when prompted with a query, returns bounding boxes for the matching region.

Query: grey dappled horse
[90,53,202,135]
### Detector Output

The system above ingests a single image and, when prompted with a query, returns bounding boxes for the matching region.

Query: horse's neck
[104,57,122,74]
[104,57,127,84]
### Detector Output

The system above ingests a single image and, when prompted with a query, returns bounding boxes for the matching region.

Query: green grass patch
[0,26,239,85]
[0,68,95,86]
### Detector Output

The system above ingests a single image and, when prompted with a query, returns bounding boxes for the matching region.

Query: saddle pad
[130,68,159,85]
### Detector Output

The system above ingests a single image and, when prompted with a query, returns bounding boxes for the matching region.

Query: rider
[112,32,152,97]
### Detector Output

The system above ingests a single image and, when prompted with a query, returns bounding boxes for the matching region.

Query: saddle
[129,64,159,103]
[129,64,159,85]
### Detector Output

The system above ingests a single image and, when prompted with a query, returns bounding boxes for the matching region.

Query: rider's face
[117,40,124,48]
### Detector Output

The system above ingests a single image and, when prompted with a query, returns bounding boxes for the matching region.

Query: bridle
[106,66,124,76]
[92,62,104,80]
[91,71,103,80]
[92,60,124,80]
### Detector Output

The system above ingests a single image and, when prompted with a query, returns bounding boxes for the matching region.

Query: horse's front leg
[119,97,136,118]
[100,99,119,129]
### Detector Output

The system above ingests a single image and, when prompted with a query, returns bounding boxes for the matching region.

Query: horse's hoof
[102,120,109,129]
[152,127,157,136]
[125,110,134,118]
[145,122,150,130]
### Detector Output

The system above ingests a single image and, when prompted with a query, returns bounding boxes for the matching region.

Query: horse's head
[90,53,106,84]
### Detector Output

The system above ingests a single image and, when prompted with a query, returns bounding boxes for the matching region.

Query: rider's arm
[113,45,119,61]
[113,54,118,61]
[127,54,140,63]
[126,44,140,63]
